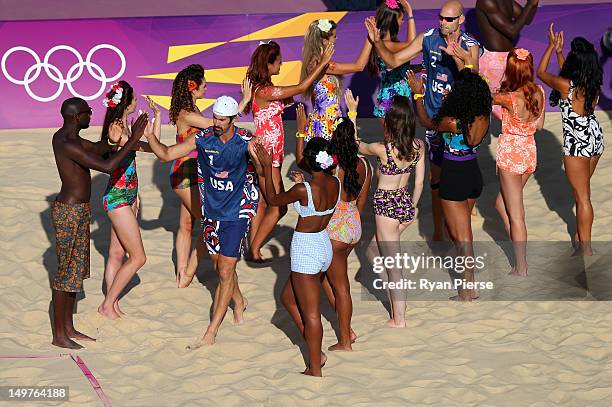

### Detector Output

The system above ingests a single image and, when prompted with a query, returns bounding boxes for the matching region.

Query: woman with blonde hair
[300,18,372,142]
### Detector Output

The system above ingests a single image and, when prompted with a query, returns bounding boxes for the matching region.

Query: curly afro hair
[433,68,492,139]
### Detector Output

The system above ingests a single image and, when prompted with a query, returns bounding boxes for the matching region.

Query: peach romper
[496,86,544,175]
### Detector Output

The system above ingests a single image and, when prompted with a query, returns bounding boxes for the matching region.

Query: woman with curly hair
[254,138,341,377]
[98,81,160,319]
[294,92,372,351]
[408,66,491,302]
[368,0,416,120]
[301,17,372,142]
[358,94,425,327]
[168,64,251,286]
[244,41,334,262]
[493,48,545,277]
[537,24,604,256]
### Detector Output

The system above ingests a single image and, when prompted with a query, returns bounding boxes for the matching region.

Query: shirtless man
[366,0,480,241]
[144,96,260,346]
[51,97,147,349]
[476,0,539,102]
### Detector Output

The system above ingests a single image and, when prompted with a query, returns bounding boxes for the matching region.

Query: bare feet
[302,352,326,377]
[233,297,248,325]
[508,266,528,277]
[177,268,196,288]
[186,332,216,350]
[450,294,473,302]
[328,342,352,351]
[67,329,96,342]
[386,318,406,328]
[114,301,125,316]
[98,303,120,320]
[350,329,357,343]
[52,337,84,349]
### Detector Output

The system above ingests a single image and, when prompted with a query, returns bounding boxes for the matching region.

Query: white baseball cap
[212,95,239,117]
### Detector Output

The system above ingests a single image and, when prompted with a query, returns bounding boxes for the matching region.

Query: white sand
[0,112,611,406]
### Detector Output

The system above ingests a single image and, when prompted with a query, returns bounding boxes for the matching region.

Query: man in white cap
[145,95,260,346]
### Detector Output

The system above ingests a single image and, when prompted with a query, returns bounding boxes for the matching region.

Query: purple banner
[0,4,610,129]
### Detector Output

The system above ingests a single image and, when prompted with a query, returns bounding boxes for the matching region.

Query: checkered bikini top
[292,177,341,217]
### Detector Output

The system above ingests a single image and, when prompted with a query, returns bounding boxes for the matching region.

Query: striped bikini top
[377,143,420,175]
[292,177,341,218]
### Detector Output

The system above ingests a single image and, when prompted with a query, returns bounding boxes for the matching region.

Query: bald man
[366,0,481,241]
[50,97,147,349]
[476,0,539,114]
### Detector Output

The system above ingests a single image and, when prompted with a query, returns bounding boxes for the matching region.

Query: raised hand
[439,32,460,56]
[296,104,308,133]
[320,42,335,66]
[144,95,160,116]
[108,120,124,144]
[406,70,424,94]
[290,171,305,183]
[254,142,272,168]
[452,41,472,63]
[130,113,149,140]
[555,31,564,53]
[399,0,413,16]
[241,78,252,101]
[344,88,360,113]
[548,23,558,46]
[365,16,380,43]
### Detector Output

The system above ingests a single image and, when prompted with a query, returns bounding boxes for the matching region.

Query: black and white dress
[560,81,604,157]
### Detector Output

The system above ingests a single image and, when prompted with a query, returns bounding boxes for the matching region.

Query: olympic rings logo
[1,44,126,102]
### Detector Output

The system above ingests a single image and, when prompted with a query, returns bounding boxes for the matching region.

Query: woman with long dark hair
[358,95,425,326]
[537,24,604,256]
[493,48,545,276]
[408,66,491,302]
[368,0,416,121]
[98,81,159,319]
[245,41,334,262]
[255,137,340,377]
[168,64,251,287]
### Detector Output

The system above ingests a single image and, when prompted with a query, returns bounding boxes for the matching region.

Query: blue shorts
[202,218,249,258]
[425,129,444,167]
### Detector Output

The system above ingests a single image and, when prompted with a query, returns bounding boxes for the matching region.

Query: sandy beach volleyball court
[1,113,611,405]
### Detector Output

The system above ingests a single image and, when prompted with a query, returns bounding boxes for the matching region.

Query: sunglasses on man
[439,14,462,23]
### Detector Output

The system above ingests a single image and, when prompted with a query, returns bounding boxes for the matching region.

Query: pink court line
[0,353,112,407]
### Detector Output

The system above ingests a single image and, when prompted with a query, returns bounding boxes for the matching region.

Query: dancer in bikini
[358,95,425,327]
[145,96,259,345]
[168,64,251,286]
[97,82,161,319]
[294,97,372,351]
[51,97,147,348]
[369,0,416,122]
[301,18,371,142]
[366,0,480,242]
[537,25,604,256]
[493,48,545,276]
[408,65,492,302]
[244,41,334,262]
[255,138,340,377]
[475,0,538,117]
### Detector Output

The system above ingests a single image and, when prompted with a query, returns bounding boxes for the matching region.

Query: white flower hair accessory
[315,150,334,170]
[317,19,332,33]
[103,83,123,108]
[258,40,272,46]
